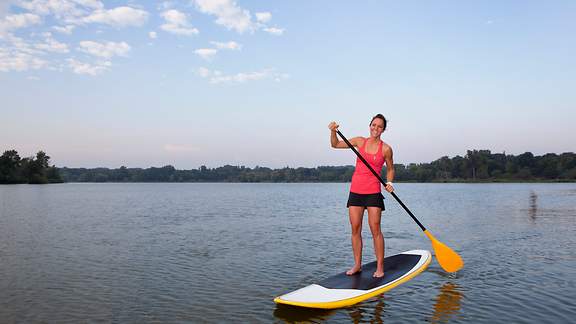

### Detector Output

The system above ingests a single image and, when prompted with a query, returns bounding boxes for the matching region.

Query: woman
[328,114,394,278]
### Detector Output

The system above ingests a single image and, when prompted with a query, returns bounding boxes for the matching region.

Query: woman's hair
[370,114,387,130]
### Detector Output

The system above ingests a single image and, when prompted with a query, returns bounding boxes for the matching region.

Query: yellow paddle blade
[424,230,464,273]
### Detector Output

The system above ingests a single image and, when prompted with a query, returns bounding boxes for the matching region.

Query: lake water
[1,183,575,323]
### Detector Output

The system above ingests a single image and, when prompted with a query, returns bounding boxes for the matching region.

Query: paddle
[336,129,464,273]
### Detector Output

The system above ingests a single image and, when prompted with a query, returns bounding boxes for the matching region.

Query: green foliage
[56,150,576,183]
[59,165,357,183]
[3,149,575,184]
[0,150,63,184]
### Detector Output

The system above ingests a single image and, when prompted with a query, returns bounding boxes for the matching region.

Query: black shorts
[347,192,385,210]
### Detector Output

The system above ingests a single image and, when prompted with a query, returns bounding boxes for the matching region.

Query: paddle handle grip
[336,130,427,232]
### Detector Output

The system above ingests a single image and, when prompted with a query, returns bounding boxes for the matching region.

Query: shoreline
[3,180,575,185]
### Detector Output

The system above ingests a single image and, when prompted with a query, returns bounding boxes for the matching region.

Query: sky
[1,0,575,169]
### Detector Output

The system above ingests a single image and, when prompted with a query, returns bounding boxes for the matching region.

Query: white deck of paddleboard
[278,250,431,303]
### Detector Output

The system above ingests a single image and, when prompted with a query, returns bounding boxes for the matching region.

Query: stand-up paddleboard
[274,250,431,309]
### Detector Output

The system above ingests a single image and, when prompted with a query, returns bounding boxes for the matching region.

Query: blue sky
[1,0,575,168]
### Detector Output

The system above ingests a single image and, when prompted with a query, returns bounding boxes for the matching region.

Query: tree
[46,166,64,183]
[432,156,452,180]
[0,150,23,183]
[465,150,491,180]
[0,150,64,184]
[26,151,51,184]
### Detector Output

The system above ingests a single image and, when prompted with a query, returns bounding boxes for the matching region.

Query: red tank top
[350,138,385,194]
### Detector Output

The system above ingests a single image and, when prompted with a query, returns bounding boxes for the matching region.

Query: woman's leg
[347,206,364,275]
[367,207,385,277]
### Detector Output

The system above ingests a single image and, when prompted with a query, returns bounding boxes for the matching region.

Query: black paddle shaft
[336,130,427,232]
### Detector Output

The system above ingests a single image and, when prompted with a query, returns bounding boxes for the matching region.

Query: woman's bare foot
[346,265,362,276]
[373,270,384,278]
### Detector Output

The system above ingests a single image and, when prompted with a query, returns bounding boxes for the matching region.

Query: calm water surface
[1,183,575,323]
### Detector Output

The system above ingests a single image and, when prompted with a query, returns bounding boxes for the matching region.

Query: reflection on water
[430,282,463,323]
[346,296,386,324]
[2,183,576,323]
[272,295,388,323]
[273,281,463,323]
[273,305,335,323]
[528,191,538,221]
[523,188,576,222]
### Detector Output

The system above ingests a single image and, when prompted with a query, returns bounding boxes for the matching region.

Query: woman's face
[370,118,385,137]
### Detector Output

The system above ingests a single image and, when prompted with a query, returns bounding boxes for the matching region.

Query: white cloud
[0,33,52,72]
[255,12,271,23]
[193,1,283,35]
[196,66,288,84]
[67,58,110,75]
[194,0,254,33]
[211,41,241,50]
[160,9,199,35]
[263,27,283,36]
[0,47,47,71]
[158,1,175,11]
[13,1,149,30]
[0,2,160,76]
[0,13,42,32]
[194,41,241,61]
[35,34,69,53]
[1,1,283,76]
[52,24,75,34]
[2,34,41,54]
[74,0,103,9]
[194,48,217,60]
[78,40,130,58]
[81,6,149,27]
[15,0,103,19]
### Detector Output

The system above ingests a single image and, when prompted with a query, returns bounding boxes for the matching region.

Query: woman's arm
[328,121,362,148]
[383,145,395,192]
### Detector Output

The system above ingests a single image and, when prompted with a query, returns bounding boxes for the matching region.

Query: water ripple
[1,183,575,323]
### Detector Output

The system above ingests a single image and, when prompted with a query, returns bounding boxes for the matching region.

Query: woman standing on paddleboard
[328,114,395,278]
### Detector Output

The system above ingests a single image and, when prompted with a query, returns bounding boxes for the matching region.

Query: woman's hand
[384,182,394,193]
[328,121,339,132]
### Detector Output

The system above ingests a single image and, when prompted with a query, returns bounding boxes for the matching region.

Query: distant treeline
[56,150,576,183]
[0,150,63,184]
